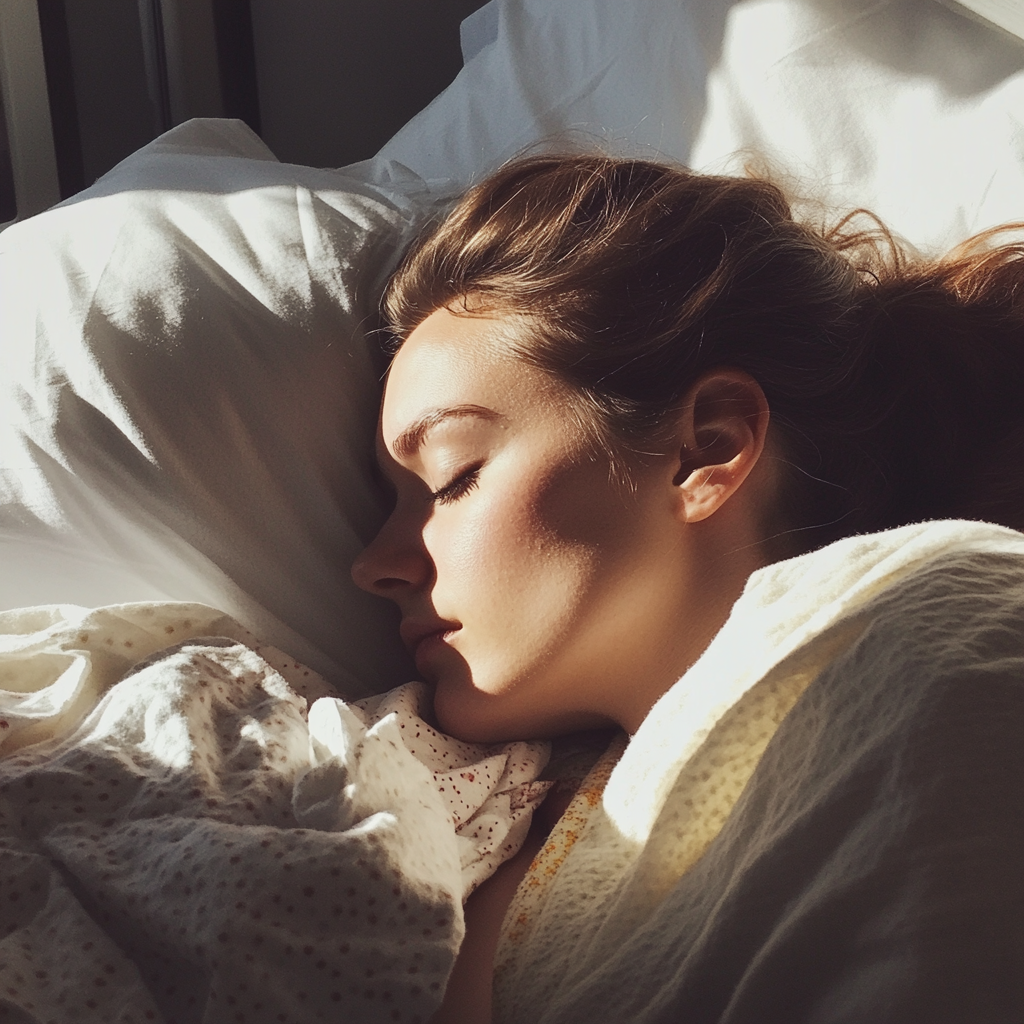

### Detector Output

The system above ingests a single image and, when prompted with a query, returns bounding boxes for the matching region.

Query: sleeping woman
[352,156,1024,1023]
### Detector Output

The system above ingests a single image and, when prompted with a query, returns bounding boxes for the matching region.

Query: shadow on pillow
[0,118,431,698]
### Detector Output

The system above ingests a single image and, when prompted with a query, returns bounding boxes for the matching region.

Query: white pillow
[0,118,431,697]
[374,0,1024,252]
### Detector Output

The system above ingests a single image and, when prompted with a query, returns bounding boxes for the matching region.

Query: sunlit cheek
[526,455,669,630]
[539,455,637,548]
[423,475,598,670]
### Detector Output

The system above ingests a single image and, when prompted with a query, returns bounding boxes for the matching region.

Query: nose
[350,515,431,598]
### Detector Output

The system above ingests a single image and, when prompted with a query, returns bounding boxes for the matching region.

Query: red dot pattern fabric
[0,603,551,1023]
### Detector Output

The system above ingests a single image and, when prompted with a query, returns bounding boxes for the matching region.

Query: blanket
[0,603,549,1023]
[494,520,1024,1023]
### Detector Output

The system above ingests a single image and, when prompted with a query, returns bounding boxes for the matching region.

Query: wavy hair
[384,156,1024,551]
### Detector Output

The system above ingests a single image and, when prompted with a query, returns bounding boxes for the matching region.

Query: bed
[1,0,1023,1020]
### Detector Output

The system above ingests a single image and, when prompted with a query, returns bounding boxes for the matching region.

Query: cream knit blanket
[494,520,1024,1023]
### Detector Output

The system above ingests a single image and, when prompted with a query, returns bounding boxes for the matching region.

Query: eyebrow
[391,404,505,460]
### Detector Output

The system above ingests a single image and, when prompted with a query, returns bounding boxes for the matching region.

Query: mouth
[400,620,461,658]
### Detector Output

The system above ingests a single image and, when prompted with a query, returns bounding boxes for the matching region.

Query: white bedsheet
[0,602,548,1023]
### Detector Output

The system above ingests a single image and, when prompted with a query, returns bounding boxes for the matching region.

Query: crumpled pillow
[375,0,1024,252]
[0,117,436,697]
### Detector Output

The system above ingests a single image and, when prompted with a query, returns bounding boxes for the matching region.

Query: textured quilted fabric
[0,602,549,1023]
[494,519,1024,1023]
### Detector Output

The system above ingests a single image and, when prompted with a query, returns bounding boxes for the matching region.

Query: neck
[617,514,771,736]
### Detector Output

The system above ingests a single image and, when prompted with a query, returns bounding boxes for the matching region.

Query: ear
[672,369,770,523]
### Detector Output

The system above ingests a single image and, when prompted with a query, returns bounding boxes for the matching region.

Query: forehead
[380,307,552,451]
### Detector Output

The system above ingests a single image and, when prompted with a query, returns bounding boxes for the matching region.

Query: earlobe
[672,369,770,523]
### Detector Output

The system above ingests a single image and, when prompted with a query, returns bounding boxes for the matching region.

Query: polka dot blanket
[0,602,550,1023]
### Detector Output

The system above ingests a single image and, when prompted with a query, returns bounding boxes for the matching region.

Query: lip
[400,619,461,655]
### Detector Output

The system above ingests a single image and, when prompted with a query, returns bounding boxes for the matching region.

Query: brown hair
[384,155,1024,551]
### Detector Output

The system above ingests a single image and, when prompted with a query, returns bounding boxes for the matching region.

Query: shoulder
[634,537,1024,1023]
[779,523,1024,712]
[784,537,1024,785]
[821,538,1024,713]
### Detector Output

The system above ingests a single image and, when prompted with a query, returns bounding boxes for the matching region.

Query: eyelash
[430,465,482,505]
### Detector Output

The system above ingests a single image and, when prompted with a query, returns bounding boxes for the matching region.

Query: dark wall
[60,0,157,187]
[250,0,482,168]
[37,0,482,197]
[38,0,167,195]
[0,82,16,221]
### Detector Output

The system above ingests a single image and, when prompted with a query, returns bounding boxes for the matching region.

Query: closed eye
[431,465,482,505]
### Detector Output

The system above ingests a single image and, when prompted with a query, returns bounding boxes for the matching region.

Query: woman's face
[351,307,705,742]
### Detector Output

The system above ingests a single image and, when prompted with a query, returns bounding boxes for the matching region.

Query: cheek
[423,465,600,617]
[523,458,671,635]
[533,455,647,567]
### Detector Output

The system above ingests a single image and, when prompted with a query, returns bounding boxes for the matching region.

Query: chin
[432,677,512,744]
[429,661,540,743]
[432,669,610,744]
[422,646,521,742]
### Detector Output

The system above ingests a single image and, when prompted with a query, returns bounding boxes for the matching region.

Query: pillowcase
[374,0,1024,252]
[0,117,430,697]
